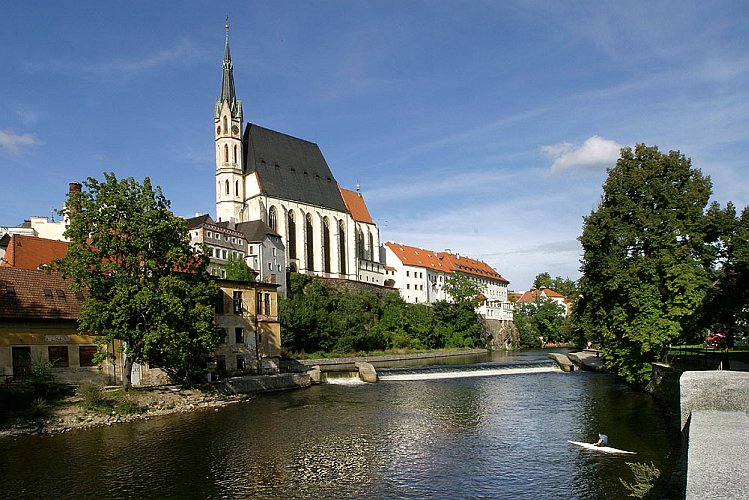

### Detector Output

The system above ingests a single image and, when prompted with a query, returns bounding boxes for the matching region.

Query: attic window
[290,167,296,172]
[75,291,84,300]
[260,159,266,164]
[303,171,308,175]
[274,164,280,168]
[3,285,15,295]
[56,290,66,299]
[327,177,332,181]
[44,288,53,298]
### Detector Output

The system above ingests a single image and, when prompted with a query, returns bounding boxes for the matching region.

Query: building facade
[213,24,384,286]
[382,242,513,321]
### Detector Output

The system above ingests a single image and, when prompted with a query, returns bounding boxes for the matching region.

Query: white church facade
[213,25,384,285]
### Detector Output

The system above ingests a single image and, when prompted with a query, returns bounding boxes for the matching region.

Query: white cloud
[543,135,623,173]
[0,129,41,154]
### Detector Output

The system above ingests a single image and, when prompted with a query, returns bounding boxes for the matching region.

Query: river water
[1,350,680,499]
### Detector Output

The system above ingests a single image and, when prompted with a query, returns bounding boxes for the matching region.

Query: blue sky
[2,1,748,290]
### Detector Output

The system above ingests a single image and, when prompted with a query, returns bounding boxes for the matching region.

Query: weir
[378,360,560,381]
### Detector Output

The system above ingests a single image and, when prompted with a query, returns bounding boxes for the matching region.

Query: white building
[382,242,513,320]
[212,24,383,286]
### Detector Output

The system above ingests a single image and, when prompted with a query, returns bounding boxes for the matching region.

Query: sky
[2,1,749,291]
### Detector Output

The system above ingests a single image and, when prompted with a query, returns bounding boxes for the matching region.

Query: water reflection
[1,351,680,499]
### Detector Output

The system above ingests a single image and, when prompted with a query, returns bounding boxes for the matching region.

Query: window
[406,271,410,277]
[236,355,245,371]
[235,327,244,344]
[79,346,98,367]
[338,219,346,274]
[48,346,69,367]
[207,231,212,239]
[305,213,314,271]
[268,262,272,270]
[214,290,225,313]
[268,206,277,231]
[235,180,239,196]
[233,291,242,314]
[224,144,229,163]
[406,284,410,290]
[322,217,331,273]
[233,145,237,163]
[272,247,276,256]
[223,116,228,134]
[288,212,297,259]
[220,328,227,344]
[225,180,229,195]
[222,249,227,259]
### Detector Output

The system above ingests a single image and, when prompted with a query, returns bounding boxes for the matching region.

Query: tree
[532,272,552,290]
[56,173,220,388]
[574,145,717,384]
[443,272,482,307]
[225,253,256,282]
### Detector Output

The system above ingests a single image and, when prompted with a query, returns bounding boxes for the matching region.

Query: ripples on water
[0,351,680,499]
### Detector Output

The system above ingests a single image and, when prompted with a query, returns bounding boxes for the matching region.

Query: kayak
[568,440,636,455]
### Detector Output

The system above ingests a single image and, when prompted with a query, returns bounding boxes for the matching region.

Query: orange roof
[1,234,68,270]
[516,288,566,303]
[436,251,509,283]
[385,241,508,283]
[384,242,447,272]
[339,186,374,224]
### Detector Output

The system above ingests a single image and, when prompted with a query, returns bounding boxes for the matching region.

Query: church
[214,24,384,286]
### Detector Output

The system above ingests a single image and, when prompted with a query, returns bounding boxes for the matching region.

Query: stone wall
[318,277,395,297]
[480,318,518,350]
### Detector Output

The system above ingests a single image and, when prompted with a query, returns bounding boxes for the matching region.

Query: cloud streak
[0,129,41,154]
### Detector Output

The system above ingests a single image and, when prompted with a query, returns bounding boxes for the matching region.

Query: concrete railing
[680,371,749,499]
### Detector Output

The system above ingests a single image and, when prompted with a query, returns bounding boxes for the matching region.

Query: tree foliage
[56,173,220,388]
[574,145,720,384]
[225,253,256,282]
[515,296,568,348]
[279,273,485,355]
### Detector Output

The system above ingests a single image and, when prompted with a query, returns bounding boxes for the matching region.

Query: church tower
[215,21,244,223]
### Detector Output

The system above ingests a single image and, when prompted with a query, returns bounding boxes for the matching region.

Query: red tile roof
[1,234,68,270]
[0,268,86,320]
[339,186,374,224]
[516,288,567,303]
[385,242,509,283]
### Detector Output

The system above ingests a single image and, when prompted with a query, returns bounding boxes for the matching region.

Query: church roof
[339,186,374,224]
[243,124,348,212]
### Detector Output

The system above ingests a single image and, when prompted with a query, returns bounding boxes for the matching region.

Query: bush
[620,461,660,498]
[79,383,108,411]
[27,361,60,398]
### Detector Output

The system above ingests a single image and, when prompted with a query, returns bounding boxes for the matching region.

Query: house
[235,220,286,297]
[382,242,513,321]
[212,24,384,285]
[0,267,116,384]
[0,269,283,385]
[514,288,571,316]
[186,214,251,279]
[211,279,282,378]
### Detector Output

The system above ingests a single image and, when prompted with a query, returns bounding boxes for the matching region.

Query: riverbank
[0,384,253,438]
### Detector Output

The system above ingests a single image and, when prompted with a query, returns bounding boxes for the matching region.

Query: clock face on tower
[232,125,239,135]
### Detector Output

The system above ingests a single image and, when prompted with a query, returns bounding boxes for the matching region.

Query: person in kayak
[593,433,608,447]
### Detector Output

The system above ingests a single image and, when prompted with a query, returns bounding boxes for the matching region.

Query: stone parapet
[680,371,749,431]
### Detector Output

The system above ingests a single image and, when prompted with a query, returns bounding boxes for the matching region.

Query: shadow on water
[0,349,681,498]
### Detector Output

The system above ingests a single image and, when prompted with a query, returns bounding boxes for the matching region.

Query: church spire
[220,19,237,108]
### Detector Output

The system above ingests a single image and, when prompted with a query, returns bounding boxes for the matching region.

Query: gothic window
[235,180,239,196]
[225,180,230,195]
[356,227,364,259]
[268,206,277,231]
[288,212,297,259]
[233,145,237,163]
[305,213,314,272]
[322,217,331,274]
[223,116,228,134]
[368,230,374,261]
[338,219,346,274]
[224,144,229,163]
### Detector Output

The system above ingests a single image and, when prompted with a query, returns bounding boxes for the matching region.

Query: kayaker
[593,433,608,447]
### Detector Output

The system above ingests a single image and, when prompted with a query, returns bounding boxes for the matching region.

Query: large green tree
[574,145,717,384]
[57,173,220,388]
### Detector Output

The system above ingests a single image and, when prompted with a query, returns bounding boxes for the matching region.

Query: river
[1,350,680,498]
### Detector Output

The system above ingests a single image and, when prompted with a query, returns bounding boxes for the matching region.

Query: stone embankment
[288,349,488,372]
[681,371,749,499]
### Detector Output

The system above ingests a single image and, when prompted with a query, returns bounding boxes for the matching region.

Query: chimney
[69,182,82,193]
[269,273,276,284]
